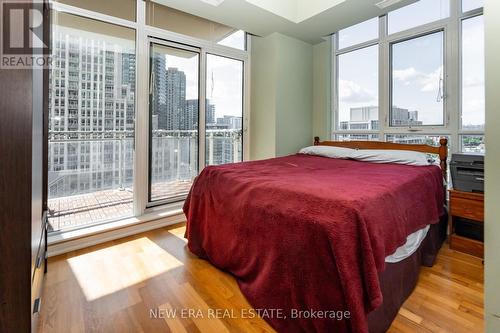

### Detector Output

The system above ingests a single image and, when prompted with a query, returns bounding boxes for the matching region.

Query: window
[391,31,445,127]
[332,0,484,164]
[461,135,485,153]
[148,43,199,203]
[461,15,484,130]
[388,0,449,34]
[462,0,484,12]
[386,134,448,147]
[146,1,238,44]
[336,134,379,141]
[337,45,378,130]
[206,55,244,165]
[55,0,136,21]
[338,18,378,49]
[48,12,136,232]
[217,30,246,50]
[48,2,249,234]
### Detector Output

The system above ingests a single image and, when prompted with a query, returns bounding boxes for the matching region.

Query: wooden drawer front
[450,234,484,258]
[450,196,484,221]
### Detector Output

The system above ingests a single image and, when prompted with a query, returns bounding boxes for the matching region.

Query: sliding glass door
[47,1,248,235]
[148,42,200,203]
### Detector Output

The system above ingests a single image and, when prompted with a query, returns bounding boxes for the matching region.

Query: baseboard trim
[47,213,186,257]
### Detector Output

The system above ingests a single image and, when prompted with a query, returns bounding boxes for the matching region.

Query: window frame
[337,17,379,50]
[331,0,484,154]
[204,52,245,167]
[48,1,251,233]
[141,22,249,211]
[146,39,202,206]
[389,28,447,129]
[386,0,451,36]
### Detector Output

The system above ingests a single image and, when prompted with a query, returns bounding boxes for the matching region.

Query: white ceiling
[153,0,418,44]
[243,0,347,24]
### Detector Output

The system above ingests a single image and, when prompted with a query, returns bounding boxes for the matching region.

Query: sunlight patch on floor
[168,226,188,243]
[68,237,183,301]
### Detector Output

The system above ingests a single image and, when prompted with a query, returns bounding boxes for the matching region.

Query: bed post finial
[314,137,320,146]
[439,137,448,181]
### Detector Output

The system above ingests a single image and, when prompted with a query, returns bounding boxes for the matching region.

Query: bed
[183,137,449,333]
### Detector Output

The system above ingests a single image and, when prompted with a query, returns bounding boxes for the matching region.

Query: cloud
[419,67,442,92]
[339,79,377,103]
[393,66,443,93]
[393,67,418,81]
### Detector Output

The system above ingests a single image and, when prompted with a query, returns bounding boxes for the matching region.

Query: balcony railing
[47,129,242,232]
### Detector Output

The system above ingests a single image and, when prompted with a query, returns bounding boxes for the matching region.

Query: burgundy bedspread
[183,154,444,332]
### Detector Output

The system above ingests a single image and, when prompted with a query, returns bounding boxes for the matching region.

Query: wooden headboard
[313,136,449,180]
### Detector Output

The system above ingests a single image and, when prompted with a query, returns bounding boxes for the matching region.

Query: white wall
[250,33,313,159]
[484,0,500,331]
[250,34,277,160]
[275,33,313,156]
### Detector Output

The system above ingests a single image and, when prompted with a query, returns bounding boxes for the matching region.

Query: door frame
[146,38,202,207]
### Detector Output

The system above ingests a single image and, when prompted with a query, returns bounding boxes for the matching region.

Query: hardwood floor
[39,223,484,333]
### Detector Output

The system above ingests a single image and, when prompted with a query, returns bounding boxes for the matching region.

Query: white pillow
[299,146,355,159]
[350,149,431,166]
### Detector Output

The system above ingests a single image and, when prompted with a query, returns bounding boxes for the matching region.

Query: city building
[48,35,241,201]
[340,106,422,130]
[340,106,379,130]
[48,29,136,199]
[216,115,243,130]
[164,67,186,130]
[151,52,167,130]
[185,99,216,129]
[391,107,423,127]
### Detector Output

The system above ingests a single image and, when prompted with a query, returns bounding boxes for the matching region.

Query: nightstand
[449,189,484,258]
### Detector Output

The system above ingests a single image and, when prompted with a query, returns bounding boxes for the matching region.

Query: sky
[338,18,378,49]
[206,54,243,119]
[388,0,449,34]
[392,31,444,125]
[338,0,484,128]
[338,45,378,123]
[461,15,485,129]
[217,30,246,50]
